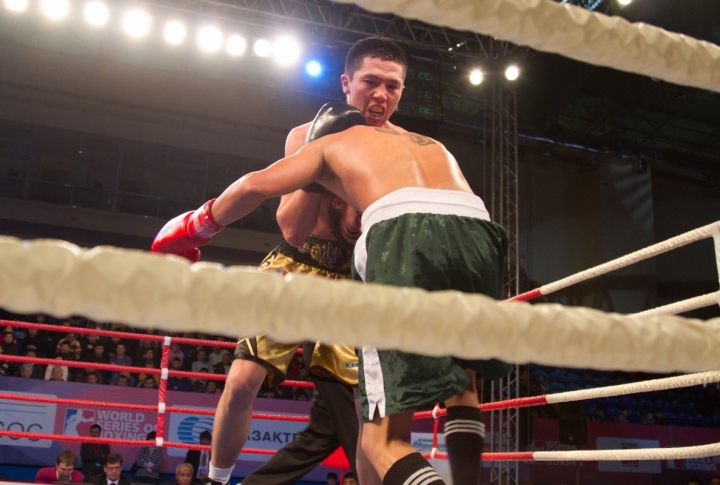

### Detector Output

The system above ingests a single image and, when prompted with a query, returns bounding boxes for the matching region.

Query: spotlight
[305,60,322,77]
[42,0,69,19]
[84,2,109,26]
[253,38,271,57]
[469,69,483,86]
[226,35,246,56]
[198,26,222,52]
[164,21,185,45]
[505,65,519,81]
[123,10,151,37]
[617,0,632,5]
[273,37,300,65]
[4,0,28,12]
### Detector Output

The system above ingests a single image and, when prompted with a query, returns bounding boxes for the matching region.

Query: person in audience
[56,341,79,361]
[326,472,339,485]
[192,368,210,393]
[133,341,159,367]
[35,451,85,484]
[90,452,131,485]
[109,344,134,385]
[655,410,667,425]
[207,339,230,367]
[81,424,111,480]
[185,431,212,481]
[23,327,53,357]
[161,463,199,485]
[213,353,231,376]
[133,431,163,485]
[139,375,159,390]
[588,407,605,422]
[22,349,45,378]
[114,374,130,387]
[642,410,655,425]
[56,331,82,360]
[685,478,703,485]
[342,472,358,485]
[84,343,109,383]
[708,476,720,485]
[17,363,34,379]
[168,342,184,367]
[81,334,104,360]
[168,358,192,392]
[191,349,213,377]
[86,371,100,385]
[2,331,18,356]
[205,381,219,394]
[137,362,160,387]
[45,357,69,381]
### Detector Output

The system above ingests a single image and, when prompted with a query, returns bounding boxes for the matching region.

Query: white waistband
[361,187,491,231]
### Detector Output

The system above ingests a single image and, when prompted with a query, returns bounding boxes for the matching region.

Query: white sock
[208,465,234,484]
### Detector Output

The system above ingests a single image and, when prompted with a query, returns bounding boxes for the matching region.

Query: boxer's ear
[341,73,350,95]
[332,197,345,209]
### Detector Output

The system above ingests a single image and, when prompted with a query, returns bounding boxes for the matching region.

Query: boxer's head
[328,197,361,249]
[342,37,407,127]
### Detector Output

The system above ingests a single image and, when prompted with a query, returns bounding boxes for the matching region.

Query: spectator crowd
[0,312,314,401]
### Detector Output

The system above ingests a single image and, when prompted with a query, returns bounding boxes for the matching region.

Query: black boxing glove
[302,101,367,193]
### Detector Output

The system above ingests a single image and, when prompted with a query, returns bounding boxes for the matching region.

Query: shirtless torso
[211,125,472,225]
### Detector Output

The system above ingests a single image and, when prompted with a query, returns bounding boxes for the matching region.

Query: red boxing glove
[151,199,225,262]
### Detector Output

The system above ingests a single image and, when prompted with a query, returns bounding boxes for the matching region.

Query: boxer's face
[330,198,361,246]
[342,56,404,127]
[56,461,75,482]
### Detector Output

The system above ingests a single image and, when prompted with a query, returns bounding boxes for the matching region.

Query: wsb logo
[0,420,43,441]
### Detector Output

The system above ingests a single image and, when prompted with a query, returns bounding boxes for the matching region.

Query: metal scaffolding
[484,65,521,485]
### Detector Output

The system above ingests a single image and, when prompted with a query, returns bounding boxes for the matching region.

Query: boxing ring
[1,0,720,476]
[0,218,719,467]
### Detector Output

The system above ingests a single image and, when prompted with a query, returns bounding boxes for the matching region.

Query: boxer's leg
[444,370,484,485]
[361,411,445,485]
[209,359,266,484]
[241,389,341,485]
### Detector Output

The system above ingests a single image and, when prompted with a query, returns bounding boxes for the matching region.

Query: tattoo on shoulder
[408,133,437,146]
[374,127,401,135]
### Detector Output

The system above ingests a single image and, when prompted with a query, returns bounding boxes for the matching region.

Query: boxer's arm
[275,124,324,246]
[212,140,329,226]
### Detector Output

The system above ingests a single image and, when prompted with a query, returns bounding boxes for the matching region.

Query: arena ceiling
[1,0,719,177]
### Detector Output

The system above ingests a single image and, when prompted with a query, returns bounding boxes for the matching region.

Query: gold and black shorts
[235,236,358,386]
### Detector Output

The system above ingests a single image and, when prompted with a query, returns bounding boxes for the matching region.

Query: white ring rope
[540,221,720,296]
[2,236,720,374]
[545,371,720,405]
[337,0,720,93]
[633,291,720,318]
[533,442,720,462]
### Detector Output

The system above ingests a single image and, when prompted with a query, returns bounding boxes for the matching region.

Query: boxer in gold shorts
[236,235,358,387]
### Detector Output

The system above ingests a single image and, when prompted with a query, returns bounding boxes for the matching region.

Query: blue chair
[619,396,637,408]
[628,409,643,423]
[548,382,566,394]
[565,372,583,384]
[694,413,711,428]
[655,399,670,410]
[566,383,583,392]
[582,373,599,386]
[605,407,620,421]
[549,369,565,383]
[637,398,654,409]
[686,401,698,412]
[530,368,549,381]
[677,412,692,426]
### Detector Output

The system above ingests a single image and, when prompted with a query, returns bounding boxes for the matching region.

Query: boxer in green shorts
[153,102,511,485]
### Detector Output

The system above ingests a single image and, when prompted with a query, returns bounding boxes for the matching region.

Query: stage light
[164,21,185,45]
[4,0,28,12]
[84,2,109,26]
[617,0,633,5]
[226,35,246,56]
[273,37,300,65]
[253,38,271,57]
[123,10,151,37]
[198,26,222,52]
[469,69,483,85]
[305,60,322,77]
[42,0,69,19]
[505,65,519,81]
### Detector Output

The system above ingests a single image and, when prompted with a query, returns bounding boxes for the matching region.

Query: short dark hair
[326,472,338,480]
[57,451,77,466]
[345,37,407,80]
[343,472,355,481]
[90,424,102,432]
[106,452,123,465]
[199,430,212,441]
